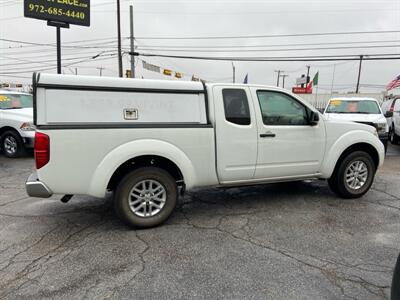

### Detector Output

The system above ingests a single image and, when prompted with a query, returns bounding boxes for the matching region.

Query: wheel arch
[88,139,196,198]
[320,130,384,178]
[331,143,379,175]
[107,155,184,192]
[0,126,21,138]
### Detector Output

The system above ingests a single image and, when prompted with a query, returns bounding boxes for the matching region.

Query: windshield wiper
[1,107,23,110]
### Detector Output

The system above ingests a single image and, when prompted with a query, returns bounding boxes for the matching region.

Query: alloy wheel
[128,179,167,217]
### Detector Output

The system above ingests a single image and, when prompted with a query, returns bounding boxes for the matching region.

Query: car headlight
[20,122,36,131]
[375,122,388,135]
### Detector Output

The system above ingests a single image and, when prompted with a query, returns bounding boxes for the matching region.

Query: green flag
[312,72,319,86]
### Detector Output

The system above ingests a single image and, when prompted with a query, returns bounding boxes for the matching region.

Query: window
[0,93,33,109]
[257,91,308,125]
[222,89,251,125]
[325,99,381,114]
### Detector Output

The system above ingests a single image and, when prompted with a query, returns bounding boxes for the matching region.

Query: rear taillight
[34,132,50,169]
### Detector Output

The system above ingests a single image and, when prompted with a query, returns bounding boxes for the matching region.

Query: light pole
[130,5,135,78]
[117,0,123,77]
[232,62,236,83]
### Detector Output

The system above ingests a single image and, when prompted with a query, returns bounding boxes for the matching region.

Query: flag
[306,72,319,92]
[312,72,319,86]
[386,74,400,90]
[243,74,248,84]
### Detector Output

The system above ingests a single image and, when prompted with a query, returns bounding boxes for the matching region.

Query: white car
[26,74,385,228]
[381,96,400,145]
[323,97,388,150]
[0,90,35,158]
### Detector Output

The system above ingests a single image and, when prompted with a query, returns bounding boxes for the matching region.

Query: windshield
[325,99,381,114]
[0,93,33,109]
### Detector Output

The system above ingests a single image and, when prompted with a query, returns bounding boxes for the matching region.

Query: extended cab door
[250,88,325,179]
[213,86,258,183]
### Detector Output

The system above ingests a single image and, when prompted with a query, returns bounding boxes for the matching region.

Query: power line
[134,39,400,49]
[0,53,118,74]
[134,30,400,40]
[136,52,400,62]
[136,44,400,53]
[0,38,122,49]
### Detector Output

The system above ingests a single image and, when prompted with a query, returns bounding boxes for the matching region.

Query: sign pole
[24,0,91,74]
[56,26,61,74]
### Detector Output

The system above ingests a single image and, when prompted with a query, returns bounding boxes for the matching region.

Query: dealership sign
[292,87,312,94]
[24,0,90,27]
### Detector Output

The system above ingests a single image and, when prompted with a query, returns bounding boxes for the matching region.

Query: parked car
[382,96,400,145]
[323,97,389,150]
[26,73,385,228]
[0,90,35,158]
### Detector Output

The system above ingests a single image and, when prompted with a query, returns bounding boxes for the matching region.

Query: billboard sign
[296,76,307,85]
[24,0,90,27]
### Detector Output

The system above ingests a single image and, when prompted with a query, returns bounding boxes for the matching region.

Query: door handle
[260,132,276,138]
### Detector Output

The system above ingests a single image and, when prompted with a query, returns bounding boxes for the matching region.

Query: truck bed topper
[33,73,210,129]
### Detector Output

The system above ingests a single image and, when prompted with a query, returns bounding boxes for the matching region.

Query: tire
[328,151,376,199]
[390,125,400,145]
[1,130,24,158]
[114,167,178,228]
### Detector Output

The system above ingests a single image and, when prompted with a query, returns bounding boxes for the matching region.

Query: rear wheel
[390,125,399,145]
[328,151,376,199]
[114,167,178,228]
[1,131,24,158]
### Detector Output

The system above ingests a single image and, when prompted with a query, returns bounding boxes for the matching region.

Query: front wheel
[1,131,24,158]
[328,151,376,199]
[114,167,178,228]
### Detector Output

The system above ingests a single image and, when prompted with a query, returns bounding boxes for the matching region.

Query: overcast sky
[0,0,399,93]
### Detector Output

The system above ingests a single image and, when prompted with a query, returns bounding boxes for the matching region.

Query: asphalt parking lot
[0,146,399,299]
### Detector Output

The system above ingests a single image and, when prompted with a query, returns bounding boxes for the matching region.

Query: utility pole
[232,62,236,83]
[117,0,123,78]
[129,5,135,78]
[355,55,363,93]
[275,70,282,87]
[306,65,310,87]
[97,67,104,77]
[330,64,336,94]
[75,68,78,75]
[281,74,289,88]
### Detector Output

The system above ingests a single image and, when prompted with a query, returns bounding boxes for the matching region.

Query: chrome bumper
[26,172,53,198]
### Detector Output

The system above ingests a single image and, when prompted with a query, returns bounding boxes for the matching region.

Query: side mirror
[385,111,393,118]
[309,110,319,126]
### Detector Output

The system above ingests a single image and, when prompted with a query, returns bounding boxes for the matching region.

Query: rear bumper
[26,172,53,198]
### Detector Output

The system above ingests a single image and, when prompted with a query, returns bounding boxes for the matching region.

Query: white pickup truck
[0,90,35,157]
[26,73,385,228]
